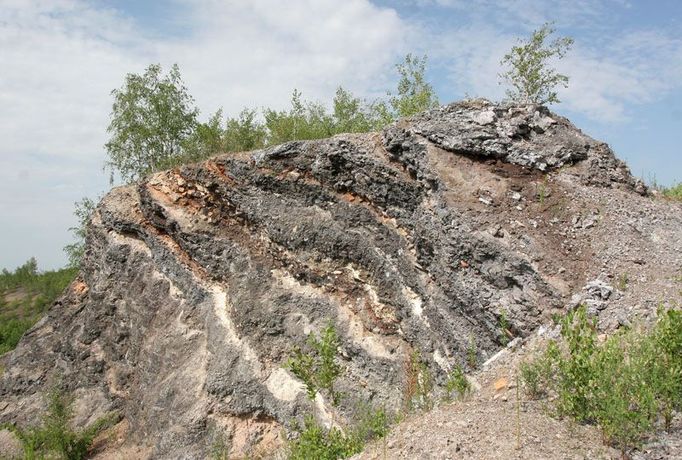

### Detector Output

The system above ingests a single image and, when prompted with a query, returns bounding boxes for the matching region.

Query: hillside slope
[1,100,680,459]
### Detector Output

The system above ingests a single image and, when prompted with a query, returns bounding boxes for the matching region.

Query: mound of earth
[1,100,680,459]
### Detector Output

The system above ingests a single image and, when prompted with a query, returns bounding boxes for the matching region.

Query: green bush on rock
[521,305,682,458]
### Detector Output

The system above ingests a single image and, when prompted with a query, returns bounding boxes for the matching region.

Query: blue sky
[1,0,681,271]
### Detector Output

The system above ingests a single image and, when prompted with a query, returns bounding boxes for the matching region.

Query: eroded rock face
[0,100,649,458]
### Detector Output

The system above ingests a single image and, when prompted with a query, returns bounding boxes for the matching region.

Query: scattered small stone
[582,215,598,229]
[583,280,613,300]
[493,377,509,392]
[617,313,632,329]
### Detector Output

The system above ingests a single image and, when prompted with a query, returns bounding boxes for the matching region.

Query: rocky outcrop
[0,100,663,458]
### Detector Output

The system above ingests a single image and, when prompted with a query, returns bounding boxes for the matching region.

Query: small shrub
[550,312,563,326]
[498,309,512,346]
[520,361,541,399]
[525,305,682,457]
[536,180,549,205]
[466,334,477,369]
[592,330,657,455]
[350,404,392,445]
[288,407,392,460]
[3,387,119,460]
[209,429,231,460]
[661,183,682,201]
[288,416,355,460]
[404,350,433,412]
[556,306,598,421]
[287,322,343,406]
[444,365,471,401]
[287,348,317,400]
[650,308,682,429]
[520,342,558,399]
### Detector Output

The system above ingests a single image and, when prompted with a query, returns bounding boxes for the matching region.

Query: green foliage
[648,176,682,201]
[520,341,559,399]
[536,179,549,205]
[261,55,440,146]
[287,322,343,406]
[0,257,38,289]
[223,108,267,153]
[63,197,97,269]
[591,330,658,454]
[0,259,77,354]
[522,305,682,456]
[466,334,477,368]
[209,431,231,460]
[444,365,471,401]
[285,324,396,459]
[556,306,598,421]
[287,406,392,460]
[617,272,629,291]
[661,183,682,201]
[389,54,439,118]
[404,350,434,412]
[105,63,199,182]
[0,318,34,356]
[288,347,317,400]
[175,109,227,166]
[264,90,335,145]
[158,105,269,168]
[351,404,391,442]
[3,387,119,460]
[264,85,400,145]
[500,23,573,104]
[332,87,385,134]
[498,309,512,346]
[288,416,357,460]
[650,308,682,429]
[103,55,439,182]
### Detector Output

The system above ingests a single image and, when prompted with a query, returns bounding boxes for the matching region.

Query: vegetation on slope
[2,387,119,460]
[661,183,682,201]
[284,323,394,459]
[0,258,76,355]
[521,306,682,458]
[104,54,439,184]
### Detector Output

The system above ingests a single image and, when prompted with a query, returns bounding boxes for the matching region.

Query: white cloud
[409,0,682,122]
[0,0,148,269]
[556,31,682,121]
[0,0,407,269]
[161,0,406,116]
[419,0,630,29]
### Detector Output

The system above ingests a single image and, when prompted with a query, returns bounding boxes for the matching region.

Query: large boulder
[2,100,668,458]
